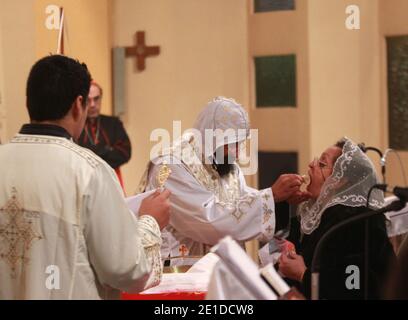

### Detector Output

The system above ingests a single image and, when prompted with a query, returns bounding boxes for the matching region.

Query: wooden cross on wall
[125,31,160,71]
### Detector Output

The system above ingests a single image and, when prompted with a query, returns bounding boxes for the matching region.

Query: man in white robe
[140,97,309,262]
[0,55,170,299]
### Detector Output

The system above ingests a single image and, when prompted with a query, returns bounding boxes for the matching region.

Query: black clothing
[287,205,395,300]
[77,115,131,169]
[20,123,72,140]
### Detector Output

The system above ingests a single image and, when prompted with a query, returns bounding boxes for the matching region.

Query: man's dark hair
[26,55,92,121]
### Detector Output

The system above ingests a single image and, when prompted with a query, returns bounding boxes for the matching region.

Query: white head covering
[191,97,250,164]
[298,138,385,235]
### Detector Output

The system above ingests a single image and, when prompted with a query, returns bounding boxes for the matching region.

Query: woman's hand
[278,251,307,282]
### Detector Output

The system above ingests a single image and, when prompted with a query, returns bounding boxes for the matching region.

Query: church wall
[0,0,112,141]
[0,0,36,141]
[380,0,408,36]
[0,8,6,142]
[379,0,408,188]
[248,0,311,178]
[112,0,250,194]
[309,0,374,156]
[34,0,113,116]
[308,0,383,172]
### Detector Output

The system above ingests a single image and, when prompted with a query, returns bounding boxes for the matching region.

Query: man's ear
[71,96,85,121]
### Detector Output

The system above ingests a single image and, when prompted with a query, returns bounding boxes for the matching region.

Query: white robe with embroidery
[0,134,162,300]
[145,155,275,261]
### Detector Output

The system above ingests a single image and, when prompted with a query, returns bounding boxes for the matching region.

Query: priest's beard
[212,156,236,177]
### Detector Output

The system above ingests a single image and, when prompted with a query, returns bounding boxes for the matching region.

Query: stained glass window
[254,0,295,13]
[255,55,297,107]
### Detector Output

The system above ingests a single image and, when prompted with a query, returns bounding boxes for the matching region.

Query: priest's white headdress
[192,97,250,164]
[298,138,385,235]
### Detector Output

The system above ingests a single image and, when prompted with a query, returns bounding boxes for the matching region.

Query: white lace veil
[298,138,385,235]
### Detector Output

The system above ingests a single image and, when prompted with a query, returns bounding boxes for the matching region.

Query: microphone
[358,143,383,158]
[358,143,386,183]
[380,149,392,167]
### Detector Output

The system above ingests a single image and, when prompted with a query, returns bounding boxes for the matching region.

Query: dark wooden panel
[258,151,298,231]
[387,36,408,150]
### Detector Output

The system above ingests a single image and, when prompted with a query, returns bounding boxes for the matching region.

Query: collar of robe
[19,123,72,140]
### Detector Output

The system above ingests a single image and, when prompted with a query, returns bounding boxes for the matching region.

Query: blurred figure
[77,81,131,190]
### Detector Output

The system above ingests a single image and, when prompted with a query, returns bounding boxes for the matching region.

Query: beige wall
[112,0,250,194]
[34,0,112,115]
[0,0,36,141]
[301,0,407,189]
[0,8,5,142]
[248,0,311,177]
[0,0,112,142]
[308,0,382,163]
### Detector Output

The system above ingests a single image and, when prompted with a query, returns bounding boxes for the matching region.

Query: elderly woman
[279,138,395,299]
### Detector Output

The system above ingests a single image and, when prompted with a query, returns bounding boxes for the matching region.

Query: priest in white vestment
[0,55,170,300]
[141,97,308,262]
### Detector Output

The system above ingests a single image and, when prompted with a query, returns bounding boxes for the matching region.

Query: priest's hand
[278,251,307,282]
[286,190,312,204]
[139,189,171,230]
[271,174,304,203]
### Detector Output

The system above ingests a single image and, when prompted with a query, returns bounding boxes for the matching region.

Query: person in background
[77,81,131,190]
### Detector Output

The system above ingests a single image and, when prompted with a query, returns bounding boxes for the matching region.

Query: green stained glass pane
[254,0,295,13]
[387,36,408,150]
[255,55,297,107]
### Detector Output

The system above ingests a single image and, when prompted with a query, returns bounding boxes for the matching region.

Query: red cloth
[121,292,206,300]
[115,167,125,193]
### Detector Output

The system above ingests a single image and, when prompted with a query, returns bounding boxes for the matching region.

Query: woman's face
[307,146,343,199]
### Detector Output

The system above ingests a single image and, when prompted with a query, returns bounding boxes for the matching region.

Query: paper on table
[141,273,210,294]
[210,236,277,300]
[187,253,219,274]
[125,189,157,216]
[140,254,218,294]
